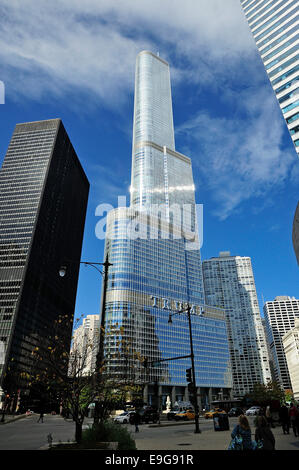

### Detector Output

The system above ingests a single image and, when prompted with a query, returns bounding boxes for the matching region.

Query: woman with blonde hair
[229,415,254,450]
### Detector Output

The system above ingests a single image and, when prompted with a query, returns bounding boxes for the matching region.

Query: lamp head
[59,266,67,277]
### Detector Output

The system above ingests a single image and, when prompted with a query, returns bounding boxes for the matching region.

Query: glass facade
[240,0,299,156]
[102,52,232,407]
[0,119,89,403]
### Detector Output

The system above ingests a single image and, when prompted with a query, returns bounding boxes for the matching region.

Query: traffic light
[186,368,192,383]
[143,357,148,368]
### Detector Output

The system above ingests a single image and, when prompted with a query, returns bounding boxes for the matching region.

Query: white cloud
[0,0,256,104]
[176,87,297,219]
[1,0,297,218]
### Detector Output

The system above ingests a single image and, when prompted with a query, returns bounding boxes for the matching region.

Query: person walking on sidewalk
[229,415,254,450]
[37,411,44,423]
[255,416,275,450]
[265,405,274,428]
[132,411,140,433]
[289,403,299,437]
[279,404,290,435]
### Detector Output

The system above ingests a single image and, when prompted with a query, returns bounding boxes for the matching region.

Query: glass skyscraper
[240,0,299,156]
[102,51,232,410]
[0,119,89,410]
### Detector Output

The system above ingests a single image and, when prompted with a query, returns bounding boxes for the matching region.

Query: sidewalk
[135,419,299,451]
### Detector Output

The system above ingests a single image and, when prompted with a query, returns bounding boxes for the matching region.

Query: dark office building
[0,119,89,409]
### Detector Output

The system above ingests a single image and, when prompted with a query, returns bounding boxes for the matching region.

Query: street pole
[93,253,112,425]
[98,253,111,370]
[59,255,112,425]
[186,305,201,434]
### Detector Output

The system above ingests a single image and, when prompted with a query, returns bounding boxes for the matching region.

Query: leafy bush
[82,421,136,450]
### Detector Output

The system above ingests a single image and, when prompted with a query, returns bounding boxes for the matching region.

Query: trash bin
[213,413,229,431]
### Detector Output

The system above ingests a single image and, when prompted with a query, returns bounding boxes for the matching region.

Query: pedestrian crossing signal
[186,368,192,383]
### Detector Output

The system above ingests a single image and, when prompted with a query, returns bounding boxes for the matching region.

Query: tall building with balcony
[282,318,299,401]
[70,315,100,376]
[102,51,233,410]
[263,296,299,390]
[293,201,299,265]
[202,252,271,398]
[0,119,89,409]
[240,0,299,156]
[240,1,299,267]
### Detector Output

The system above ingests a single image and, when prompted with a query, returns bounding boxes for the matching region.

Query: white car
[113,412,133,424]
[245,406,261,416]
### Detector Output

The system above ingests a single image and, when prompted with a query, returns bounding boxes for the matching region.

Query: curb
[0,414,28,425]
[148,420,196,428]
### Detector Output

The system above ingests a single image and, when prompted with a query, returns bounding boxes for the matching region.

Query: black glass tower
[0,119,89,408]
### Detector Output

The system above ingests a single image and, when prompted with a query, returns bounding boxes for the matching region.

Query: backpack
[228,427,243,450]
[255,439,264,450]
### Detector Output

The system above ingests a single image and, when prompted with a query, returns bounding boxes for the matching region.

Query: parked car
[174,410,195,421]
[167,407,194,420]
[167,409,180,421]
[114,411,134,424]
[228,407,244,417]
[129,407,159,424]
[204,408,227,419]
[245,406,262,416]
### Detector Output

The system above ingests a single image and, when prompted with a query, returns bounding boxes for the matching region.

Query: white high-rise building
[293,201,299,265]
[282,318,299,401]
[202,252,271,398]
[240,0,299,156]
[70,315,100,376]
[263,296,299,390]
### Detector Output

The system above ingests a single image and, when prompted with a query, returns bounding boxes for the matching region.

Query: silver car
[245,406,261,416]
[113,411,133,424]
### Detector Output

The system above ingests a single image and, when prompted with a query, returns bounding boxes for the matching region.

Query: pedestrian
[289,403,299,437]
[132,411,140,433]
[37,411,44,423]
[265,405,274,428]
[279,404,290,435]
[229,415,254,450]
[254,415,275,450]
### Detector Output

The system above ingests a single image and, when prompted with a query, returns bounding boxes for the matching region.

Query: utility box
[213,413,229,431]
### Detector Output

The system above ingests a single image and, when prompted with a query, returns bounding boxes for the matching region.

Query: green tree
[244,381,285,407]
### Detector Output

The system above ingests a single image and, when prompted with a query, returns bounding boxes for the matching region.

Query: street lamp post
[168,304,201,434]
[59,253,112,424]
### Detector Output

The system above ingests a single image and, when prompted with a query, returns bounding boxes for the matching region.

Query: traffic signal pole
[186,305,201,434]
[145,304,201,434]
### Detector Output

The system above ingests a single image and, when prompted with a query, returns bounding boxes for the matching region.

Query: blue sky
[0,0,298,321]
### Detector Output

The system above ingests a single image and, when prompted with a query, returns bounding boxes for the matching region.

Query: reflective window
[271,63,299,86]
[263,34,299,63]
[268,54,299,78]
[249,0,294,30]
[254,10,299,43]
[265,45,298,70]
[282,99,299,113]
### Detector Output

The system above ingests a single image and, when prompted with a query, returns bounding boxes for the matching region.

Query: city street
[0,414,298,451]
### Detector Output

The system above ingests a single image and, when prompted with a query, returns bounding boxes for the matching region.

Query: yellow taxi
[204,408,227,419]
[174,409,195,421]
